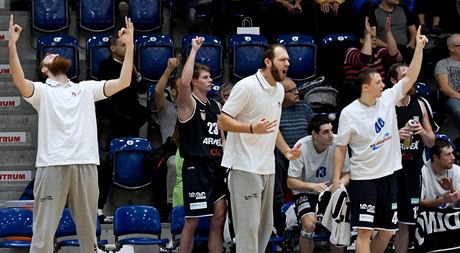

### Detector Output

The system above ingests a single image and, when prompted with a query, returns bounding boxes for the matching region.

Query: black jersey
[179,94,223,160]
[396,96,424,170]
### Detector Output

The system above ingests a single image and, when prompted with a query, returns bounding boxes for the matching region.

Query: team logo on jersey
[200,109,206,121]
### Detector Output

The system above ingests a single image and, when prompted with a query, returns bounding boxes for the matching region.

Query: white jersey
[421,163,460,208]
[336,80,404,180]
[288,135,350,195]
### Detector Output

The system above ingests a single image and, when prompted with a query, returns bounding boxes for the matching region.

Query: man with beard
[8,15,135,253]
[421,138,460,209]
[177,37,227,253]
[332,26,427,253]
[217,44,301,253]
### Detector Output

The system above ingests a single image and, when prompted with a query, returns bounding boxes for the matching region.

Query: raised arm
[104,17,134,97]
[385,16,399,57]
[155,57,180,112]
[177,37,203,121]
[400,26,428,94]
[8,15,33,97]
[361,17,373,56]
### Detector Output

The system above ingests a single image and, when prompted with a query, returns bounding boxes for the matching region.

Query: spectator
[414,0,442,34]
[287,114,349,253]
[388,63,436,253]
[369,0,417,62]
[315,0,357,37]
[218,44,301,253]
[177,37,227,253]
[342,16,399,108]
[434,33,460,141]
[420,138,460,209]
[8,15,136,253]
[218,82,234,106]
[332,27,427,253]
[96,30,149,222]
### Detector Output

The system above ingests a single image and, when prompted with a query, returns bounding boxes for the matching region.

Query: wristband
[250,124,253,134]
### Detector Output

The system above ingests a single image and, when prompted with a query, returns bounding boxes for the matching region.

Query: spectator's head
[191,63,212,91]
[360,27,378,49]
[430,138,456,170]
[171,76,181,100]
[388,63,415,95]
[308,114,334,147]
[40,53,71,78]
[447,33,460,57]
[281,77,299,107]
[262,44,289,82]
[356,68,385,98]
[219,82,234,105]
[109,33,125,61]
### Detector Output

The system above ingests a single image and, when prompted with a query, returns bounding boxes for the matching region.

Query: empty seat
[109,137,153,190]
[182,34,224,81]
[86,34,111,80]
[277,34,317,82]
[228,34,268,81]
[129,0,162,32]
[36,34,79,80]
[32,0,69,32]
[135,34,175,82]
[79,0,115,32]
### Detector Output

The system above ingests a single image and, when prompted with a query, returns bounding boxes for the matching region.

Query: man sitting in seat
[421,137,460,209]
[287,115,350,253]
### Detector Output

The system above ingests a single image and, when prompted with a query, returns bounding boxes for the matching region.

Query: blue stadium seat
[109,137,153,190]
[229,34,268,80]
[36,34,79,80]
[55,208,107,251]
[79,0,115,32]
[129,0,162,32]
[113,205,169,250]
[135,34,175,82]
[0,208,33,249]
[182,34,224,81]
[170,205,211,250]
[414,82,430,99]
[86,34,111,80]
[277,34,317,82]
[32,0,69,32]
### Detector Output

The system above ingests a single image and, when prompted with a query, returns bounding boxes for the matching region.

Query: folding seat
[0,208,33,249]
[86,34,111,80]
[318,33,358,90]
[277,34,317,82]
[182,34,224,81]
[169,205,211,251]
[32,0,70,32]
[113,205,169,250]
[135,34,175,82]
[54,208,107,251]
[228,34,268,81]
[129,0,162,32]
[109,137,153,190]
[79,0,115,32]
[36,34,79,80]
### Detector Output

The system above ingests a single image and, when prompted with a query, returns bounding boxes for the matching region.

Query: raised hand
[118,17,134,47]
[167,57,180,70]
[9,15,23,45]
[384,16,392,33]
[191,37,205,51]
[415,25,428,49]
[364,16,373,35]
[252,118,277,134]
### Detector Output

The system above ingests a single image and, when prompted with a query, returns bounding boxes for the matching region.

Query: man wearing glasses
[435,33,460,141]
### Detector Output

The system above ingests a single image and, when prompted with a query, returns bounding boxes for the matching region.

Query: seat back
[135,34,175,82]
[182,34,224,81]
[55,208,77,238]
[129,0,162,32]
[109,138,153,189]
[277,34,317,82]
[79,0,115,32]
[36,35,79,80]
[318,33,358,89]
[229,34,268,80]
[114,205,162,236]
[170,205,210,239]
[86,34,111,80]
[0,208,33,238]
[414,82,430,99]
[32,0,69,32]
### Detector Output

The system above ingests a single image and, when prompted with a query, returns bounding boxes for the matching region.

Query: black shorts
[182,157,227,217]
[349,174,398,231]
[293,193,319,223]
[395,168,422,224]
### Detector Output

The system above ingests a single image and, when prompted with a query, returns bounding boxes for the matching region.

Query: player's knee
[301,216,316,232]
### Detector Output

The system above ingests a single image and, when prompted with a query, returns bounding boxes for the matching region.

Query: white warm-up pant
[228,169,275,253]
[30,164,99,253]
